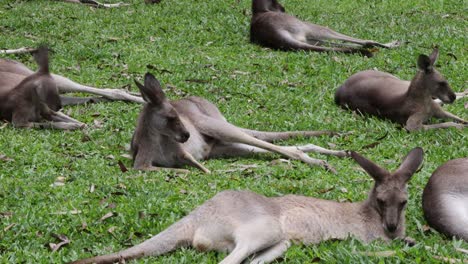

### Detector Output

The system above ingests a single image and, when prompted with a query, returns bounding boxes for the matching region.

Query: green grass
[0,0,467,263]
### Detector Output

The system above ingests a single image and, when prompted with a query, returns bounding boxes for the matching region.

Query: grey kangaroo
[0,53,143,105]
[422,157,468,241]
[131,73,347,173]
[63,0,129,8]
[69,147,423,264]
[335,48,467,131]
[250,0,399,55]
[0,47,84,130]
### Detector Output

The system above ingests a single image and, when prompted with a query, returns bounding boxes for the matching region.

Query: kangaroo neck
[405,71,431,103]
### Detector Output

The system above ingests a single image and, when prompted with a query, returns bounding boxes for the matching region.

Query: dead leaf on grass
[455,247,468,254]
[50,209,82,215]
[118,160,128,173]
[90,184,95,193]
[317,186,335,194]
[0,154,14,162]
[100,212,116,222]
[108,226,117,233]
[357,250,396,257]
[433,256,468,263]
[49,234,70,252]
[4,223,15,232]
[120,154,132,159]
[0,212,13,218]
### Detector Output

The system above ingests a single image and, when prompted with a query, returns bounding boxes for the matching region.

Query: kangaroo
[335,48,467,131]
[131,73,347,173]
[1,50,143,105]
[250,0,399,56]
[69,147,423,264]
[62,0,129,8]
[422,157,468,241]
[0,46,84,130]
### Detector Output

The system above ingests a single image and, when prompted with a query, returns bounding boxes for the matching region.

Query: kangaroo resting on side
[1,49,143,105]
[131,73,347,173]
[62,0,129,8]
[0,47,84,130]
[250,0,400,56]
[335,48,467,131]
[422,157,468,241]
[70,147,423,264]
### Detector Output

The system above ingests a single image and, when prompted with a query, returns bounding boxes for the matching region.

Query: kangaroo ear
[395,147,424,182]
[417,54,432,72]
[428,47,439,66]
[134,73,166,105]
[351,151,388,182]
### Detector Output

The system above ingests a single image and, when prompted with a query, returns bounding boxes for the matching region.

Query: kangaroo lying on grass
[131,73,347,173]
[335,48,467,131]
[62,0,129,8]
[1,51,143,105]
[423,157,468,241]
[70,147,423,264]
[250,0,399,56]
[0,47,84,130]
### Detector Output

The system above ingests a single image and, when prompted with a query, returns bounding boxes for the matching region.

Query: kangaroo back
[422,158,468,241]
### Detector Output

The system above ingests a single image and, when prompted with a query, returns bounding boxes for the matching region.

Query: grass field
[0,0,467,263]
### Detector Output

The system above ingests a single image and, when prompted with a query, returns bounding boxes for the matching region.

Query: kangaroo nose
[449,93,456,103]
[386,224,397,233]
[180,132,190,142]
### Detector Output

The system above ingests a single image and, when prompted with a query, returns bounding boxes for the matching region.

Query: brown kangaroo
[0,54,143,105]
[422,157,468,241]
[250,0,399,56]
[335,48,467,131]
[62,0,129,8]
[131,73,347,173]
[0,47,84,129]
[69,147,423,264]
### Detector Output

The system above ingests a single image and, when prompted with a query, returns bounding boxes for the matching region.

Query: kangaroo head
[416,48,456,103]
[252,0,285,14]
[134,73,190,143]
[351,147,423,238]
[30,46,61,112]
[33,77,62,112]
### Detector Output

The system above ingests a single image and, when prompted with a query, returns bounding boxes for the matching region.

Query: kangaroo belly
[335,70,410,124]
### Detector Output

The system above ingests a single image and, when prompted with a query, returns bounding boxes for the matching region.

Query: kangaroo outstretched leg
[276,30,370,56]
[308,25,400,49]
[69,217,195,264]
[52,74,144,103]
[63,0,130,8]
[194,114,335,172]
[240,128,337,142]
[210,143,347,159]
[432,105,467,124]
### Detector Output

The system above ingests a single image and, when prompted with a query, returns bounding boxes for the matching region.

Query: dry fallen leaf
[357,250,396,257]
[4,223,15,232]
[51,209,82,215]
[49,234,70,252]
[0,212,13,218]
[455,247,468,254]
[100,212,115,222]
[118,160,128,173]
[90,184,95,193]
[0,154,14,162]
[120,154,132,159]
[108,226,116,233]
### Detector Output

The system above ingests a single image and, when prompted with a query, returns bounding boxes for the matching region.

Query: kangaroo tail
[33,46,50,74]
[69,216,195,264]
